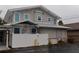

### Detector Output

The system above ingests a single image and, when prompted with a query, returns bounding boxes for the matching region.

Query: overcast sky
[0,5,79,24]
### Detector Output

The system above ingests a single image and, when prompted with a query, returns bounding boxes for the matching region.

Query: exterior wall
[13,10,32,23]
[33,8,56,25]
[39,28,67,43]
[39,28,57,39]
[11,23,36,34]
[67,30,79,42]
[8,8,57,25]
[11,34,48,48]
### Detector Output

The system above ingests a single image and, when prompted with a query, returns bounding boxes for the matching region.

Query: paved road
[1,43,79,53]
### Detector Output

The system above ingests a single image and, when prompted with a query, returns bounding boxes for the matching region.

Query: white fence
[12,34,48,48]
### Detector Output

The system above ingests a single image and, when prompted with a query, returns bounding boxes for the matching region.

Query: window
[37,16,42,21]
[31,28,37,34]
[24,14,29,21]
[48,18,51,21]
[15,13,19,22]
[54,19,56,24]
[35,10,43,21]
[14,28,20,34]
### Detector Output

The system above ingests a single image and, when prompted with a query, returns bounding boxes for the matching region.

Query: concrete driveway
[1,43,79,53]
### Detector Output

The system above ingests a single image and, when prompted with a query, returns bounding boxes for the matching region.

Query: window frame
[37,15,42,21]
[48,17,56,24]
[14,13,20,22]
[35,10,43,22]
[48,17,53,21]
[24,13,29,21]
[24,14,29,21]
[31,26,37,34]
[48,17,51,21]
[14,27,21,34]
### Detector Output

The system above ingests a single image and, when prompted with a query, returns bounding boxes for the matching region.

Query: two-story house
[0,6,69,49]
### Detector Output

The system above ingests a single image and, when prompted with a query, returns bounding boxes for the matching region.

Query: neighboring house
[65,23,79,43]
[0,6,69,49]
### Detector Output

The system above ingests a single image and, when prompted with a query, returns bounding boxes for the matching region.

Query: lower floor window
[31,28,37,34]
[14,28,20,34]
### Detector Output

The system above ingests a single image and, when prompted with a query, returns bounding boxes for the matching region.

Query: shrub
[58,40,65,45]
[48,40,52,48]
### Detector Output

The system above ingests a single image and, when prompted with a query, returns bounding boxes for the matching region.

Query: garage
[38,27,67,44]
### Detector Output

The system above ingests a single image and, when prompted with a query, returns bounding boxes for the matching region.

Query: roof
[0,25,11,28]
[5,20,37,26]
[10,6,60,19]
[5,20,70,29]
[65,22,79,30]
[37,23,70,29]
[63,18,79,24]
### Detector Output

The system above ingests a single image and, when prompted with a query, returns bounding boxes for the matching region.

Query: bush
[48,40,52,47]
[58,40,65,45]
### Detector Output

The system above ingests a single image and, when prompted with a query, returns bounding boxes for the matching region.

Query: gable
[7,6,61,19]
[4,6,61,24]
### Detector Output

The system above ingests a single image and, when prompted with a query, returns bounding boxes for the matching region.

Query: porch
[0,25,11,51]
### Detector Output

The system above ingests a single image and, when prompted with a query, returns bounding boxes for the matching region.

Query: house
[65,22,79,43]
[0,6,69,49]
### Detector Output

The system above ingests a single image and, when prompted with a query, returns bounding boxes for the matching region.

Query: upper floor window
[24,14,29,21]
[48,18,51,21]
[48,17,57,24]
[54,19,57,24]
[48,17,52,22]
[37,16,42,21]
[35,10,43,21]
[15,13,20,22]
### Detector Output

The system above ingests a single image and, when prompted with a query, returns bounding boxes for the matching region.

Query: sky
[0,5,79,24]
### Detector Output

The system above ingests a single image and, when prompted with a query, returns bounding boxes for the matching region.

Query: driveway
[1,43,79,53]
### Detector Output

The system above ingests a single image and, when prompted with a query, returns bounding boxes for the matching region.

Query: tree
[58,20,64,26]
